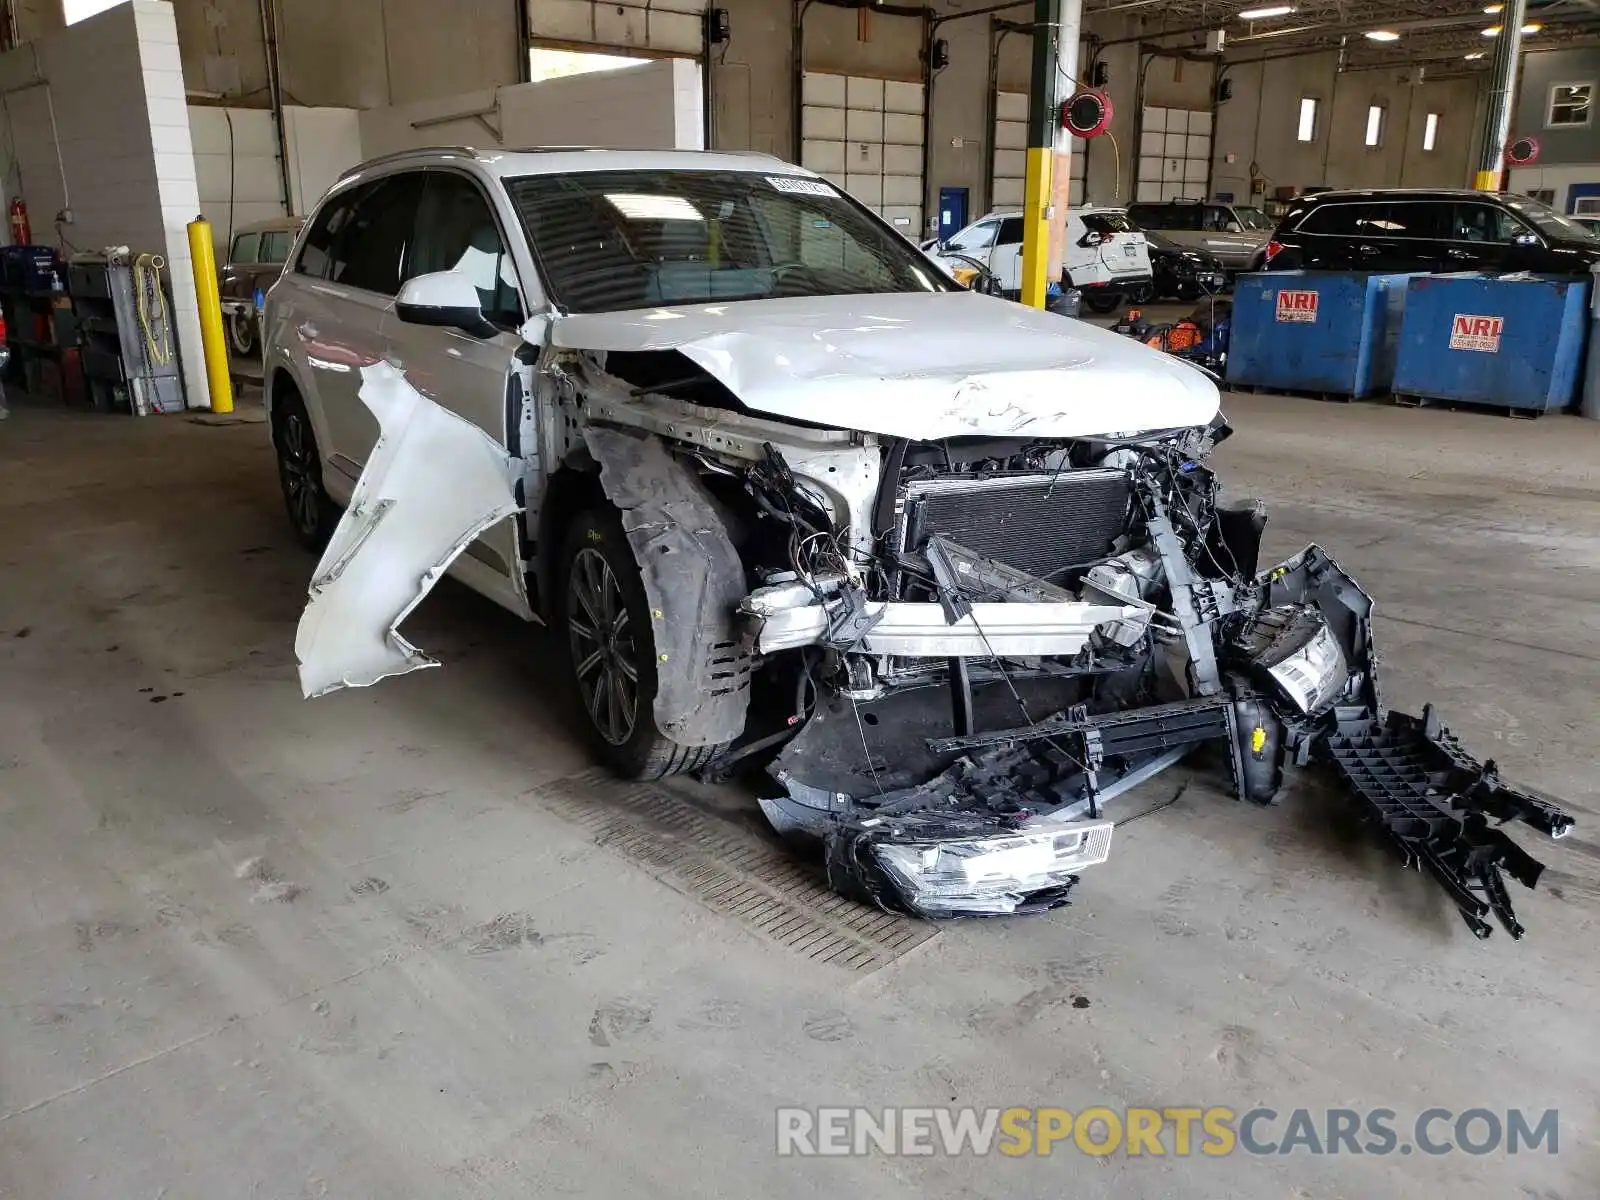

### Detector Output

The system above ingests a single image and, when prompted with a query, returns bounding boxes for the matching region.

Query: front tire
[272,387,339,552]
[228,310,258,357]
[560,508,722,780]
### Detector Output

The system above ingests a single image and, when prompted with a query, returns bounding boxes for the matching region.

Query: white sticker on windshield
[767,175,838,198]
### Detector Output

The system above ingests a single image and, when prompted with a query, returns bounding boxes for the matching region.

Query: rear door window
[331,173,426,295]
[296,182,376,279]
[1361,202,1448,240]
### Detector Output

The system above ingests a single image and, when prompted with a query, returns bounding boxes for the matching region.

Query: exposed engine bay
[548,347,1576,939]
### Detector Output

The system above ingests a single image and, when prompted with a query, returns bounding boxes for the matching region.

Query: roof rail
[336,146,481,180]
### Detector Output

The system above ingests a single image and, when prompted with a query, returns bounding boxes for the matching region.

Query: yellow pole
[1019,147,1054,309]
[186,216,234,414]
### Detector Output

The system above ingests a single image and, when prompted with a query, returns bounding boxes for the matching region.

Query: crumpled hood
[548,291,1219,440]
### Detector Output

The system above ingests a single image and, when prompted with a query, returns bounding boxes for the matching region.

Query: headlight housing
[872,822,1114,916]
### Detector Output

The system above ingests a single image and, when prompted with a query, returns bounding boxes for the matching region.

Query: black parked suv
[1263,189,1600,275]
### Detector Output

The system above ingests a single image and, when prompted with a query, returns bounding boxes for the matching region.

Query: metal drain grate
[535,770,937,972]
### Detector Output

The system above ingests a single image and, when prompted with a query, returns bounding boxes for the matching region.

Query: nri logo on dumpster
[1448,313,1504,352]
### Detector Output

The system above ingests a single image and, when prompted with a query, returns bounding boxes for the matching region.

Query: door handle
[1356,244,1378,255]
[1446,248,1474,259]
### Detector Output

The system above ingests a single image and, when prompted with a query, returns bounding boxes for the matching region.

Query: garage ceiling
[1080,0,1600,71]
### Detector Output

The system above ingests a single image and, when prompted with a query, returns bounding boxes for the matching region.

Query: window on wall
[1364,105,1386,148]
[1297,97,1319,142]
[1547,83,1593,127]
[62,0,127,22]
[1423,112,1440,152]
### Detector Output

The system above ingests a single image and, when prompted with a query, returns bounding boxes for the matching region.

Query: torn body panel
[581,426,753,746]
[296,362,521,698]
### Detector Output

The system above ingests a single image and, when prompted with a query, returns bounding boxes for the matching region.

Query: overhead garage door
[529,0,706,54]
[801,72,925,236]
[1136,107,1211,203]
[993,91,1084,212]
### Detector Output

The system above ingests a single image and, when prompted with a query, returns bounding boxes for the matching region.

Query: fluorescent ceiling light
[605,193,703,221]
[1482,22,1542,34]
[1364,30,1400,41]
[1483,3,1501,10]
[1237,6,1295,18]
[1464,51,1486,59]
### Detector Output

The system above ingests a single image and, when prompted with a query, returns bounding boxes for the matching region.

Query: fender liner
[581,426,752,746]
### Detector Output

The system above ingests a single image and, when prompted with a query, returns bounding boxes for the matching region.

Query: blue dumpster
[1226,271,1412,397]
[1393,273,1588,414]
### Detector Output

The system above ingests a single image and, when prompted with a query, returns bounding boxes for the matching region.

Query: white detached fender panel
[295,362,521,698]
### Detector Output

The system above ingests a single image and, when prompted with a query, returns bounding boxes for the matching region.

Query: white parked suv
[262,146,1289,915]
[929,206,1153,313]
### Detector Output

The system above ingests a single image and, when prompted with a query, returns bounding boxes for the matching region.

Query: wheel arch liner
[581,425,752,746]
[295,361,521,697]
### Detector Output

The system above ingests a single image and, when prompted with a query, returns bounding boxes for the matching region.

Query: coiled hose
[133,252,172,368]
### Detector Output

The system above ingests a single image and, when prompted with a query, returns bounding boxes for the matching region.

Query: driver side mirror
[395,270,496,339]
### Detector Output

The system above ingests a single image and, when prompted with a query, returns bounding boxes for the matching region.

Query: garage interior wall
[1212,53,1484,199]
[0,0,206,407]
[799,4,926,234]
[187,103,362,251]
[355,60,703,159]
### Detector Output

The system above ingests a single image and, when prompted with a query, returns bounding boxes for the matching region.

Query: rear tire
[1084,292,1123,314]
[560,508,723,780]
[272,387,339,552]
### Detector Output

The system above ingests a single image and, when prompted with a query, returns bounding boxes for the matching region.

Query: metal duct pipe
[258,0,292,213]
[1475,0,1527,189]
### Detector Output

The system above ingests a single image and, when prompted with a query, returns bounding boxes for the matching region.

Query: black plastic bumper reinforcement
[1323,704,1574,940]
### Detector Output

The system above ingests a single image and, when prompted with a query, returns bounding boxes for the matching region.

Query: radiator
[899,469,1132,580]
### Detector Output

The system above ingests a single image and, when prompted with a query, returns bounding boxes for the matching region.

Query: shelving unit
[67,253,184,415]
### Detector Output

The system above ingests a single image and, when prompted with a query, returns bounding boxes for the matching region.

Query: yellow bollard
[186,215,234,414]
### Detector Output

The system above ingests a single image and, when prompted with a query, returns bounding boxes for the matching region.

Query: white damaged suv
[267,147,1259,914]
[265,148,1574,929]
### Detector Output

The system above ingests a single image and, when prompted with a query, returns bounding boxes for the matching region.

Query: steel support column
[1474,0,1527,191]
[1047,0,1082,289]
[1020,0,1062,309]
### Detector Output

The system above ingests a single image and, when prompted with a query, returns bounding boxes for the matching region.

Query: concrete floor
[1,389,1597,1199]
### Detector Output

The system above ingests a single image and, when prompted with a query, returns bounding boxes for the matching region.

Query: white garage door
[1136,107,1211,203]
[801,72,925,235]
[529,0,706,54]
[993,91,1084,211]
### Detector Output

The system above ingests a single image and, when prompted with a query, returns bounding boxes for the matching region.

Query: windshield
[503,169,951,313]
[1231,207,1274,231]
[1502,195,1600,243]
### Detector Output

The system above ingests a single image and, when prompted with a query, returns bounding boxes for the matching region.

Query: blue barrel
[1393,273,1588,414]
[1226,271,1412,397]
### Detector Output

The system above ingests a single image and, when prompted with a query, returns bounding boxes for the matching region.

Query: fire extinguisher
[9,200,30,246]
[9,198,29,247]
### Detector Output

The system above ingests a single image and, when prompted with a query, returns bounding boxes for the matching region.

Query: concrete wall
[1212,53,1481,199]
[0,0,207,408]
[356,58,703,159]
[187,103,362,251]
[1512,48,1600,168]
[168,0,522,108]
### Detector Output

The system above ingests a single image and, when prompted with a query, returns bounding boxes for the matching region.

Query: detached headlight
[873,822,1114,916]
[1238,605,1350,714]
